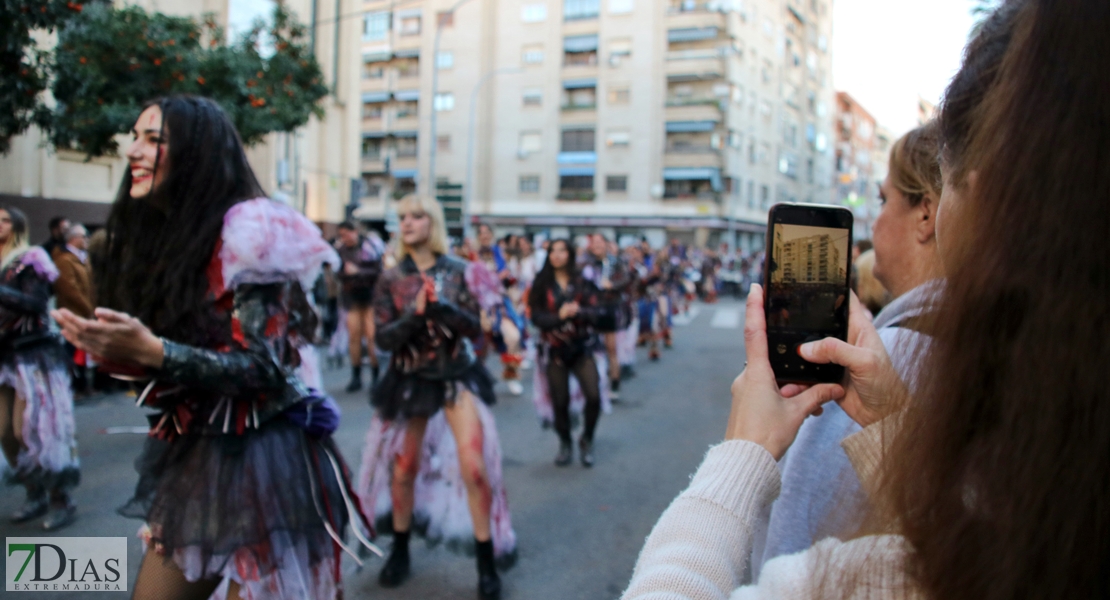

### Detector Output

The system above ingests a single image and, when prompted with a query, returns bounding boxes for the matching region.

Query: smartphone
[763,203,853,384]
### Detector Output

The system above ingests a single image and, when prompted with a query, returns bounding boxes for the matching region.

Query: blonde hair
[888,120,943,207]
[395,194,449,259]
[0,207,30,270]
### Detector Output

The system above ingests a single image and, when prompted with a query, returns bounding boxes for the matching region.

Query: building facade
[356,0,835,251]
[833,90,878,239]
[0,0,359,239]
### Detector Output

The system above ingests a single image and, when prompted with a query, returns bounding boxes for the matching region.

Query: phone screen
[764,205,853,383]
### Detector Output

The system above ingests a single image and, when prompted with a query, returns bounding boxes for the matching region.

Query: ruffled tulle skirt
[0,342,80,491]
[356,399,517,568]
[121,417,371,599]
[371,362,497,421]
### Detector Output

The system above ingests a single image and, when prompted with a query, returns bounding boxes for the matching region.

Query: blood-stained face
[125,105,170,198]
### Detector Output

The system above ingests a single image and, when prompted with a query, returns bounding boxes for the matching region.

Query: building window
[363,178,383,197]
[522,3,548,22]
[396,101,418,119]
[364,12,390,41]
[561,128,595,152]
[397,58,420,78]
[559,175,594,191]
[609,37,632,59]
[361,138,382,159]
[609,0,633,13]
[437,11,454,27]
[522,88,543,106]
[436,51,454,69]
[523,45,544,65]
[519,131,542,153]
[362,103,383,119]
[400,14,421,36]
[395,137,418,157]
[564,0,599,21]
[519,175,541,193]
[433,93,455,112]
[363,63,384,80]
[608,86,630,104]
[564,86,596,109]
[606,175,628,192]
[760,184,770,209]
[606,129,630,148]
[437,135,451,152]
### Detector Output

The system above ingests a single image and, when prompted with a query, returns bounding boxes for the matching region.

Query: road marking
[673,306,701,326]
[100,426,149,435]
[710,308,742,329]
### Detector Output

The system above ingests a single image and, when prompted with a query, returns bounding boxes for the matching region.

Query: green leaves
[2,1,328,157]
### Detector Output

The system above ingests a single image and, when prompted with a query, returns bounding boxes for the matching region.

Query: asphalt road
[1,300,749,599]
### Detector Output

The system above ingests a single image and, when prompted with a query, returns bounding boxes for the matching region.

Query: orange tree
[26,2,327,157]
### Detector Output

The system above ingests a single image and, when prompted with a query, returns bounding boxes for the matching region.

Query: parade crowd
[3,1,1107,598]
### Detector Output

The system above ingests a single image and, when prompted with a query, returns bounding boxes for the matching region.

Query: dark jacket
[530,275,611,363]
[0,247,59,352]
[52,247,94,318]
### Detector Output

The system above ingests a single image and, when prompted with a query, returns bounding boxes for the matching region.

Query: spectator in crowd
[41,216,71,258]
[52,224,94,396]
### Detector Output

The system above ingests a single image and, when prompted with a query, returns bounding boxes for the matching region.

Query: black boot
[554,438,572,467]
[11,485,47,524]
[476,538,501,600]
[370,363,381,386]
[579,436,595,468]
[378,529,411,588]
[346,365,363,392]
[609,378,621,403]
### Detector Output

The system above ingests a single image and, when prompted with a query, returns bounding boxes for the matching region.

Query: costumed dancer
[529,239,616,467]
[54,96,373,599]
[336,221,386,392]
[631,247,666,361]
[0,206,79,530]
[510,235,540,372]
[582,234,631,401]
[475,223,525,396]
[357,196,515,600]
[616,244,641,379]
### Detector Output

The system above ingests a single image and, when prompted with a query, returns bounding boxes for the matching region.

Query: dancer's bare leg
[603,333,620,382]
[132,552,220,600]
[347,309,365,368]
[390,418,428,532]
[442,391,492,542]
[0,386,18,466]
[360,307,378,368]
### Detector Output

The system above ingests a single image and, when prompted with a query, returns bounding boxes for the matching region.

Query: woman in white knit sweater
[623,1,1110,598]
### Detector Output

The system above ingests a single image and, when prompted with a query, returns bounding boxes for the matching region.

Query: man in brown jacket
[52,224,93,396]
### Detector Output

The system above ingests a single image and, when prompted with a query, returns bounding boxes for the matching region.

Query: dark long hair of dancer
[93,95,265,347]
[528,239,577,310]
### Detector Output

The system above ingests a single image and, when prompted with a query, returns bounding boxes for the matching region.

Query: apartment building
[0,0,360,237]
[357,0,835,251]
[833,90,878,239]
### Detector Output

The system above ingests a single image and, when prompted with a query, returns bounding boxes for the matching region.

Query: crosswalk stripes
[671,306,701,326]
[709,308,742,329]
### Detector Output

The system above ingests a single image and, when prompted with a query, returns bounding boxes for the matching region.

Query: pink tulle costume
[117,199,378,600]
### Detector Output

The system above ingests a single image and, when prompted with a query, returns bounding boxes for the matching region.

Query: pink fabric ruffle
[18,247,59,282]
[219,198,340,291]
[356,401,517,562]
[0,362,78,476]
[464,261,504,311]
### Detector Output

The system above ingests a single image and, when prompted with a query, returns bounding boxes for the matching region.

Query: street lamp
[464,67,522,240]
[426,0,475,195]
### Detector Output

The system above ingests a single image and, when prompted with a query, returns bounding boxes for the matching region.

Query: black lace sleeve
[372,271,422,351]
[157,283,289,395]
[0,268,49,316]
[427,267,481,339]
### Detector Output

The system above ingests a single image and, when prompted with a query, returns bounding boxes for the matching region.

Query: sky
[832,0,979,137]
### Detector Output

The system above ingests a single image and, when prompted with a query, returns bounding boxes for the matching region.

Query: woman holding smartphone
[529,239,612,467]
[53,96,367,600]
[356,195,515,600]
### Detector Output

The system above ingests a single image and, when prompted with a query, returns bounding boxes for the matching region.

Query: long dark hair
[528,239,576,313]
[94,95,264,347]
[884,0,1110,598]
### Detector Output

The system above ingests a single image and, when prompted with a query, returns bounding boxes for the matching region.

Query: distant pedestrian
[52,223,94,396]
[0,206,79,531]
[336,221,386,392]
[40,215,70,258]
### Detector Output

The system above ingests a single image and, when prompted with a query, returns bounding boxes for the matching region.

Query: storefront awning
[393,89,420,102]
[563,78,597,90]
[665,120,718,133]
[558,167,595,177]
[668,27,719,43]
[663,167,722,191]
[361,91,391,103]
[564,34,599,53]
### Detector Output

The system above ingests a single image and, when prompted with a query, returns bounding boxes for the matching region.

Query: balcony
[666,8,727,36]
[361,156,387,173]
[665,101,723,122]
[664,151,724,170]
[556,191,596,201]
[665,54,724,82]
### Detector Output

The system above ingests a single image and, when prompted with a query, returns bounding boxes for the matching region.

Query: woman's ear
[916,193,939,244]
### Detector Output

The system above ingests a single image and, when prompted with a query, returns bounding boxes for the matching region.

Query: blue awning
[361,91,390,103]
[392,169,417,179]
[663,167,722,191]
[563,78,597,90]
[564,34,599,53]
[362,131,386,139]
[668,27,719,43]
[666,120,718,133]
[393,89,420,102]
[393,48,420,58]
[559,167,595,177]
[362,51,391,63]
[557,151,597,164]
[391,130,418,138]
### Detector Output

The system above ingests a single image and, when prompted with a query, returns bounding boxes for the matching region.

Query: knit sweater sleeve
[622,440,781,600]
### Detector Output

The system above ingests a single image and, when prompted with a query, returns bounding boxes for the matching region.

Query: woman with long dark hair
[355,195,515,600]
[0,206,79,531]
[52,95,371,600]
[624,0,1110,597]
[529,239,611,467]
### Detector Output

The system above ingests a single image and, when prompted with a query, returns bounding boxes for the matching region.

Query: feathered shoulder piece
[219,197,340,290]
[17,247,59,283]
[465,259,503,311]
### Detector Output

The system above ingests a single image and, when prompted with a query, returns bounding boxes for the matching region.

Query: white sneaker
[506,380,524,396]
